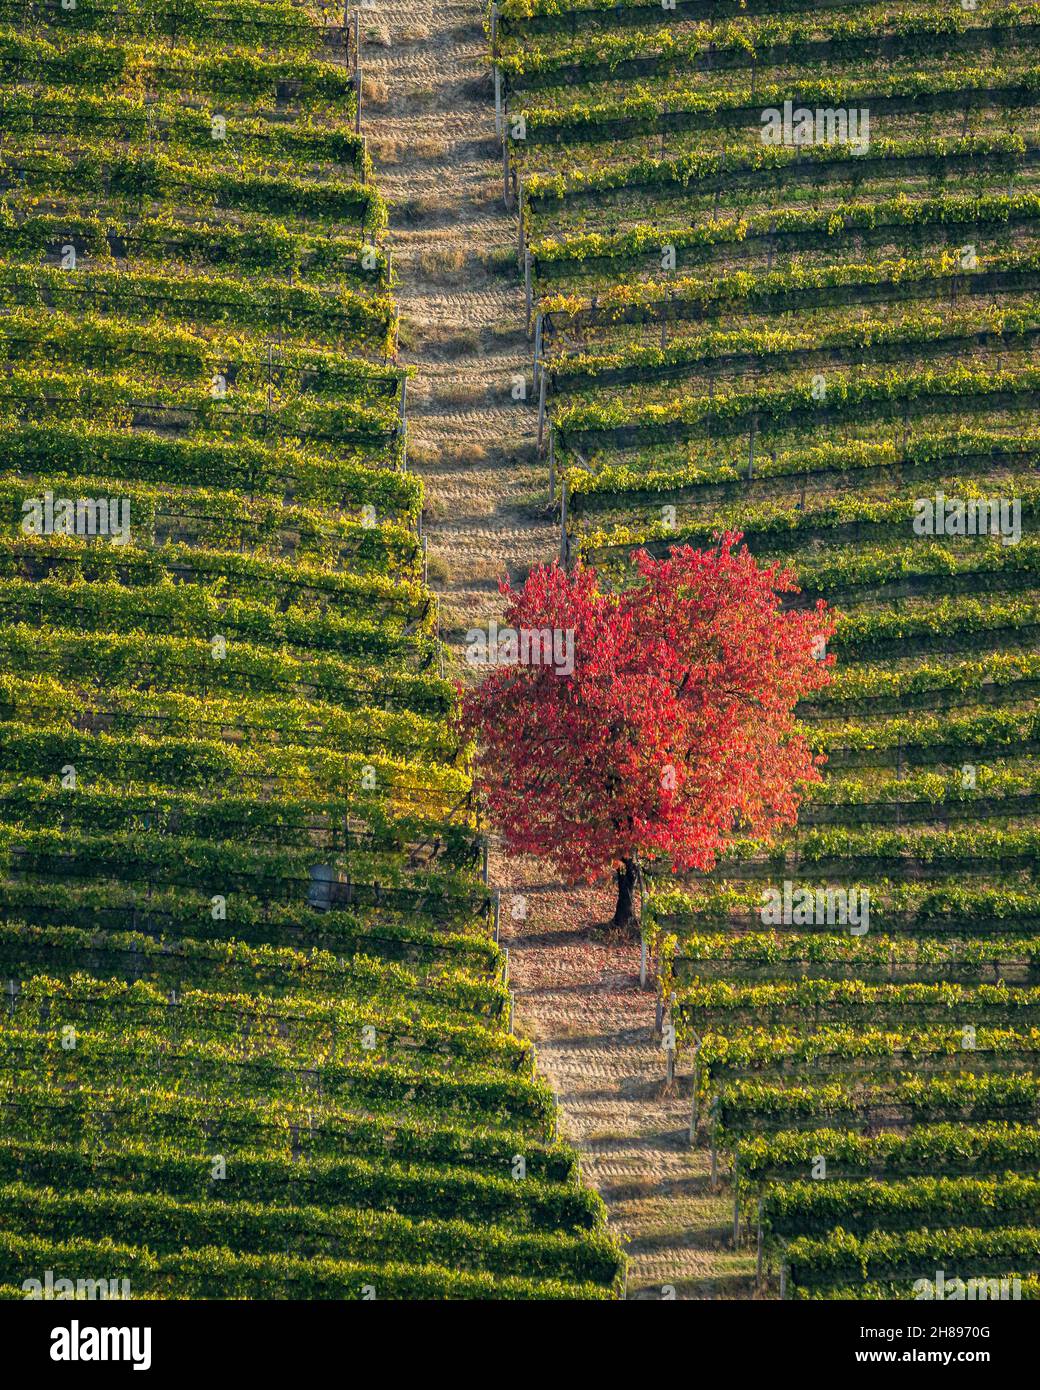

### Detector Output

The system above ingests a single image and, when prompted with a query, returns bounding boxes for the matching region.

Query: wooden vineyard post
[532,310,542,381]
[398,374,407,466]
[689,1051,699,1144]
[748,412,757,480]
[548,428,555,499]
[733,1192,740,1247]
[639,936,647,988]
[482,840,489,886]
[524,248,532,334]
[709,1110,719,1189]
[494,888,501,943]
[756,1199,764,1288]
[352,13,362,135]
[502,136,511,208]
[536,364,547,452]
[494,64,503,138]
[559,475,569,566]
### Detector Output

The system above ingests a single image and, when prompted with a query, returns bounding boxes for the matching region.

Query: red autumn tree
[460,535,836,930]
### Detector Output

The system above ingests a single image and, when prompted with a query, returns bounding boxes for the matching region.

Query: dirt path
[363,2,752,1297]
[495,850,755,1299]
[361,0,555,643]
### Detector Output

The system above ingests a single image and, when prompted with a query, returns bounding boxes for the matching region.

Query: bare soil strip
[495,851,754,1299]
[366,3,749,1296]
[362,0,554,641]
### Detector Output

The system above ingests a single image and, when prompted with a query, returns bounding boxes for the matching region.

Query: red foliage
[459,536,836,893]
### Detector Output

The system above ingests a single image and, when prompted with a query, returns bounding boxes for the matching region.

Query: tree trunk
[612,857,640,932]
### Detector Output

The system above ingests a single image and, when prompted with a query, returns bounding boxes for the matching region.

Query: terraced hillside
[0,0,621,1299]
[497,0,1040,1298]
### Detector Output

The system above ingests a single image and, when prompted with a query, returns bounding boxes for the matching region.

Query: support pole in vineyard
[516,178,524,264]
[524,248,532,334]
[756,1200,764,1287]
[352,10,362,136]
[493,888,501,943]
[536,364,547,452]
[689,1052,699,1144]
[748,412,757,480]
[532,311,542,382]
[494,65,503,138]
[559,476,568,566]
[548,428,555,499]
[502,136,510,208]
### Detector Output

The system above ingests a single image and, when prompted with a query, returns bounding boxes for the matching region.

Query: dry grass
[394,191,456,222]
[368,136,400,163]
[406,86,438,111]
[405,440,442,468]
[361,76,388,107]
[418,245,467,277]
[377,138,450,165]
[426,553,451,584]
[403,320,483,357]
[419,493,448,521]
[450,441,489,466]
[435,380,487,407]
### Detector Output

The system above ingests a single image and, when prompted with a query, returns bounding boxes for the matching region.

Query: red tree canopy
[460,536,835,898]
